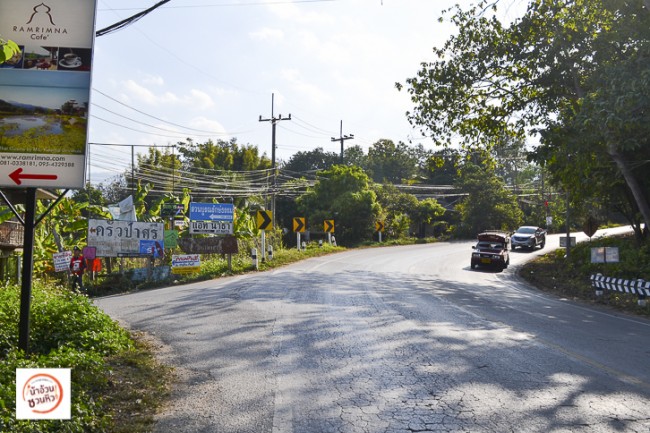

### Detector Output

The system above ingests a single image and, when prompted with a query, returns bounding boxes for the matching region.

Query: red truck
[471,231,510,271]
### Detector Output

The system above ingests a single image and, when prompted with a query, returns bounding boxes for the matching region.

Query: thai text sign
[52,250,71,272]
[189,202,234,222]
[178,236,238,255]
[87,220,164,257]
[189,220,233,235]
[16,368,71,420]
[0,0,98,188]
[171,254,201,274]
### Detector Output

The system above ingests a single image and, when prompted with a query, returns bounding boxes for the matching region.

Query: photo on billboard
[0,70,90,155]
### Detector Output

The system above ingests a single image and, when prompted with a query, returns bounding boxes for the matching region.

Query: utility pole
[331,120,354,164]
[258,93,291,216]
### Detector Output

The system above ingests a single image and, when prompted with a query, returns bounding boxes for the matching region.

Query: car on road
[511,226,546,250]
[471,231,510,271]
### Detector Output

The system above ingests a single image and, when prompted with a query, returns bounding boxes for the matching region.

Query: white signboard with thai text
[189,220,233,235]
[171,254,201,274]
[87,220,164,258]
[53,250,72,272]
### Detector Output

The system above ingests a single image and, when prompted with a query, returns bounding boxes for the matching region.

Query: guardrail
[590,274,649,306]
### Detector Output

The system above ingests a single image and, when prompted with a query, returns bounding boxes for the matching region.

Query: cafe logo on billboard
[12,3,68,40]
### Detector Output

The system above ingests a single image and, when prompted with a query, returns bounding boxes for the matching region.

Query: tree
[343,145,367,168]
[72,183,107,219]
[397,0,650,233]
[129,146,182,203]
[545,46,650,239]
[424,148,461,185]
[297,165,380,245]
[281,147,340,174]
[454,162,523,237]
[374,184,419,239]
[366,139,419,184]
[375,184,445,238]
[177,138,271,173]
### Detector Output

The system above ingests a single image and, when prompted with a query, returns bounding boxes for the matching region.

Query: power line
[96,0,172,37]
[93,88,255,135]
[98,0,339,11]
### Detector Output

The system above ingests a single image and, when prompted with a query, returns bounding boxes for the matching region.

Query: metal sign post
[18,189,36,352]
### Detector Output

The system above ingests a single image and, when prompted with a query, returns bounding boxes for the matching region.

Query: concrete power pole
[331,120,354,164]
[258,93,291,215]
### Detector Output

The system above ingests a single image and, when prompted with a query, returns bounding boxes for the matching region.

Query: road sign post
[376,221,384,243]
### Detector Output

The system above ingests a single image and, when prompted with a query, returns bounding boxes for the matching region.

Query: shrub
[0,282,133,432]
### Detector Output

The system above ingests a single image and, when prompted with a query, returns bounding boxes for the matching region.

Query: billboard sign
[0,0,97,188]
[87,220,164,257]
[189,202,234,222]
[178,236,238,255]
[189,220,233,235]
[171,254,201,274]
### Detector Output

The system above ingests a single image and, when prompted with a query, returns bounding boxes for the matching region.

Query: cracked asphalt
[96,229,650,433]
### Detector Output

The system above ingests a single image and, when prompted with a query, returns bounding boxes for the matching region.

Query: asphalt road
[95,227,650,433]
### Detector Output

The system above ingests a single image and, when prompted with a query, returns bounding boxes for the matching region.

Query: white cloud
[119,81,214,111]
[142,74,164,86]
[189,117,228,136]
[188,89,215,110]
[264,1,334,25]
[280,69,330,106]
[249,27,284,42]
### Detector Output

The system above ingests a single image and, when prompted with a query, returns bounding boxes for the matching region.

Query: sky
[87,0,526,185]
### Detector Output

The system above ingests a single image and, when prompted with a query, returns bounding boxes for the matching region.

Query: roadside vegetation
[0,281,171,433]
[520,234,650,318]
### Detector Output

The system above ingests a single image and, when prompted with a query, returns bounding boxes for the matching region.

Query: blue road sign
[189,202,234,222]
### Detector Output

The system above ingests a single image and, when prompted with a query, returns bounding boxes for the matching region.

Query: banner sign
[189,202,234,222]
[52,250,71,272]
[178,236,238,255]
[189,220,233,235]
[0,0,98,188]
[171,254,201,274]
[591,247,620,263]
[87,219,164,257]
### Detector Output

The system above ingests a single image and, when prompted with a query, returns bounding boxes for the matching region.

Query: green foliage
[365,139,421,183]
[521,235,650,316]
[297,165,380,245]
[282,147,340,173]
[0,282,134,433]
[398,0,650,236]
[0,38,21,64]
[374,184,445,239]
[454,162,523,236]
[177,138,271,172]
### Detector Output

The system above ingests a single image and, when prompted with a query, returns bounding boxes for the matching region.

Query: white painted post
[595,273,604,297]
[637,279,647,307]
[251,248,258,270]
